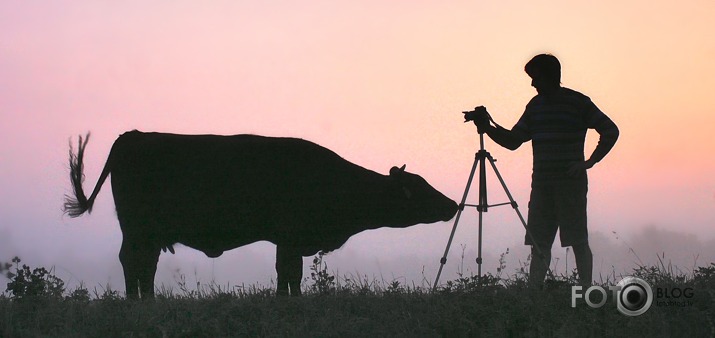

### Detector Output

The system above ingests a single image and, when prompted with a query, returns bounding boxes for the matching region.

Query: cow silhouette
[64,131,458,298]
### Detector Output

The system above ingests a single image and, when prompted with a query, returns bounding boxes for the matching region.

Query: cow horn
[390,164,406,176]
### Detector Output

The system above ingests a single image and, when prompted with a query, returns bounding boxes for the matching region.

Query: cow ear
[389,164,407,177]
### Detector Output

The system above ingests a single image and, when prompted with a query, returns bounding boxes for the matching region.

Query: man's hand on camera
[474,116,490,129]
[470,106,491,132]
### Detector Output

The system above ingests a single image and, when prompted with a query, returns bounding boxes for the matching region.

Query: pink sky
[1,1,714,290]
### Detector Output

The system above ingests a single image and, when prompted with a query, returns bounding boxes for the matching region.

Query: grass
[1,254,714,337]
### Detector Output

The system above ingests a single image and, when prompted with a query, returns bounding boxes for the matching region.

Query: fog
[2,211,713,293]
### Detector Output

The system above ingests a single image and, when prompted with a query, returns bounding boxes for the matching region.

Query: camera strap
[485,112,506,131]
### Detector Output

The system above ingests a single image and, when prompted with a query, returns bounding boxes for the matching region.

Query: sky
[1,1,714,292]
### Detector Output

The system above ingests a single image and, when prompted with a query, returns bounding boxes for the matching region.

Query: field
[1,255,713,337]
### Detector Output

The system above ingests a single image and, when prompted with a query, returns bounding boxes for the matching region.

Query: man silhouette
[471,54,619,286]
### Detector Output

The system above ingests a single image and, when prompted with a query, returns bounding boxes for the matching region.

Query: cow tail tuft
[64,133,91,217]
[64,132,112,218]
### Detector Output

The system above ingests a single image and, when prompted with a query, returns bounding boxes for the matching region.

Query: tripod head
[463,106,497,135]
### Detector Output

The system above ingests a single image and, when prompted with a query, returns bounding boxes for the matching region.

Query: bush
[1,257,65,300]
[307,251,336,295]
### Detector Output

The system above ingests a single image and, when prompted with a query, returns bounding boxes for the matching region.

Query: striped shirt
[512,87,619,183]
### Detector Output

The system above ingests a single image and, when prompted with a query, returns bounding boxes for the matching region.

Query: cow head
[387,165,458,226]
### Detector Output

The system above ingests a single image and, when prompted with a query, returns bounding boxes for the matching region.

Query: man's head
[525,54,561,95]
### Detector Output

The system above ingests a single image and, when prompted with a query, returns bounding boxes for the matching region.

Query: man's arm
[477,124,528,151]
[567,113,620,176]
[586,115,619,167]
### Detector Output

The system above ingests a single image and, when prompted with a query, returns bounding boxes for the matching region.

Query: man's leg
[529,244,552,287]
[557,180,590,286]
[525,184,557,288]
[572,243,593,286]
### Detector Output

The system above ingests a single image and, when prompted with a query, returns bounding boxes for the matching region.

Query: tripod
[433,132,550,289]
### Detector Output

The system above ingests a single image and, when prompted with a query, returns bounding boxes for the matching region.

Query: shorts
[525,180,588,248]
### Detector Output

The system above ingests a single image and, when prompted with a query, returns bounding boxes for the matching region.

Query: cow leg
[119,237,160,300]
[275,245,303,296]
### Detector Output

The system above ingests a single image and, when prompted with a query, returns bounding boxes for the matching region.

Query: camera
[463,106,491,125]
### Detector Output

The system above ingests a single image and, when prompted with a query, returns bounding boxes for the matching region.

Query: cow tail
[63,133,111,218]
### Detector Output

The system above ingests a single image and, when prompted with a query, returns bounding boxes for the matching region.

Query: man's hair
[525,54,561,85]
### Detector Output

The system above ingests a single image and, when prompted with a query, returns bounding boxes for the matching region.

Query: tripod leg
[485,155,552,277]
[476,151,487,278]
[433,154,480,290]
[477,204,484,278]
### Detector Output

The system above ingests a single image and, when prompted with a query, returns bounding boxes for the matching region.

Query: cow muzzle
[441,200,459,221]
